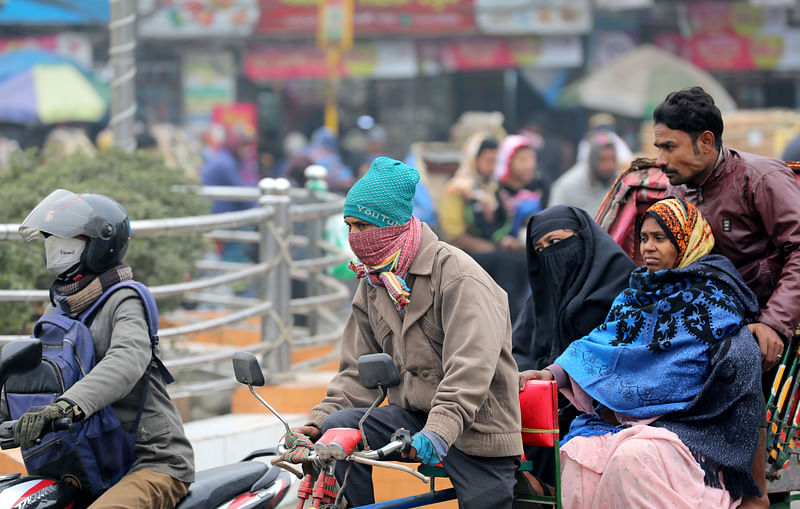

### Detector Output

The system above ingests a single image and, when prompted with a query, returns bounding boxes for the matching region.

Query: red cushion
[519,380,559,447]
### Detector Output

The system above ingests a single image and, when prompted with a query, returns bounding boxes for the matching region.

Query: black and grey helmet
[20,189,131,274]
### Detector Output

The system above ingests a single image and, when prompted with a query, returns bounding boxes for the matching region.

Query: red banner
[440,38,515,71]
[245,45,329,80]
[652,1,797,71]
[211,103,258,135]
[257,0,475,35]
[245,41,417,80]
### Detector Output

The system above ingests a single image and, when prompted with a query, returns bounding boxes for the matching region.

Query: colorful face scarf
[348,217,423,312]
[644,197,715,269]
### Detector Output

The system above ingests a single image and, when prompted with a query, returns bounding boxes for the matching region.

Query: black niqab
[512,205,636,370]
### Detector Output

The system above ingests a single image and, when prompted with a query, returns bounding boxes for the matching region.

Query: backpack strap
[79,281,174,384]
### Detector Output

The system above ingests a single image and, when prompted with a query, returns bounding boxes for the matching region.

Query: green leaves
[0,149,211,333]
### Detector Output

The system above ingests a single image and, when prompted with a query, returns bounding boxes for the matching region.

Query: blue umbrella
[0,49,89,82]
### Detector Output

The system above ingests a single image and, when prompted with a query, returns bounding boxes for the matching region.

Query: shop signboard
[749,0,796,6]
[212,103,257,133]
[257,0,475,35]
[474,0,592,35]
[245,45,329,80]
[139,0,259,38]
[0,0,109,24]
[438,36,582,71]
[341,41,417,78]
[183,52,236,127]
[245,41,417,80]
[654,1,800,71]
[0,33,92,68]
[211,103,258,152]
[595,0,653,9]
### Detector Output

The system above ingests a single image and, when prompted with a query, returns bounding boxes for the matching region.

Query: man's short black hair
[652,87,723,150]
[477,137,498,156]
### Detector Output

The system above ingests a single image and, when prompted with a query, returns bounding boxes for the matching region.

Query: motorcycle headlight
[328,443,347,461]
[314,442,332,460]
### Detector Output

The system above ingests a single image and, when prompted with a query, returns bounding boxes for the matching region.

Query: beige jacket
[309,224,523,458]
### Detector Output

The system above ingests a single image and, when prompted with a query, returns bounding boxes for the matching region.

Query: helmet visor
[19,189,106,242]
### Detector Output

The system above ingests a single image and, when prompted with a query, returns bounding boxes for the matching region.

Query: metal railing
[0,172,352,397]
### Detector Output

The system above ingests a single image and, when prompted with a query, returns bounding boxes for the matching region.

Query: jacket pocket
[405,370,440,413]
[419,313,444,358]
[137,414,169,442]
[476,397,494,422]
[374,319,393,349]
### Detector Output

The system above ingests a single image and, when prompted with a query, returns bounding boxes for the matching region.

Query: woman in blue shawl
[520,198,762,508]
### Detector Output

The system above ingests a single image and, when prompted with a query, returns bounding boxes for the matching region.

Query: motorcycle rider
[3,189,194,508]
[292,157,523,508]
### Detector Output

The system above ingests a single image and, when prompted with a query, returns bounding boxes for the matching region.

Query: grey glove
[14,400,74,450]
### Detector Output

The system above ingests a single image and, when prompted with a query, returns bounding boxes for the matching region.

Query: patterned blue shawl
[558,254,762,497]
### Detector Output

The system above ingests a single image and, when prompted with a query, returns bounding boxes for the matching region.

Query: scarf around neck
[348,217,422,312]
[50,264,134,315]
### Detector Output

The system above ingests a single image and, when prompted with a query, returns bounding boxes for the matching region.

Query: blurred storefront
[4,0,800,160]
[241,0,590,159]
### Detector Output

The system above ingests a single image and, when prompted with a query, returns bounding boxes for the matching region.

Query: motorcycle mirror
[357,353,401,390]
[232,352,266,387]
[0,340,41,386]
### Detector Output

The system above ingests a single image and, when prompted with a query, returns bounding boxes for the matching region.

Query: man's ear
[697,131,716,154]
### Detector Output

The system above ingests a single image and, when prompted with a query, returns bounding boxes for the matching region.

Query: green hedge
[0,149,211,333]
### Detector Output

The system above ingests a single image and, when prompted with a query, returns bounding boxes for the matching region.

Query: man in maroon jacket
[653,86,800,508]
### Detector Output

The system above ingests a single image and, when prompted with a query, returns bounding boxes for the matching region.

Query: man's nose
[655,150,668,168]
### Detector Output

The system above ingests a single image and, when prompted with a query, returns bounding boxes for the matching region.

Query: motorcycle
[0,339,293,509]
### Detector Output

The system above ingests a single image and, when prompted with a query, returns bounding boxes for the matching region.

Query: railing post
[259,178,292,373]
[304,165,329,337]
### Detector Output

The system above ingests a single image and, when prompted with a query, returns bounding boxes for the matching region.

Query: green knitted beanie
[344,157,419,227]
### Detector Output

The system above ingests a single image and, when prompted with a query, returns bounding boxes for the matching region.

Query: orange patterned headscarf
[644,198,715,269]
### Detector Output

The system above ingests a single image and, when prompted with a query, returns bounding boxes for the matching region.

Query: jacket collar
[692,146,732,188]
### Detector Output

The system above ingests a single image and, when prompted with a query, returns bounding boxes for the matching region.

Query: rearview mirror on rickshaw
[355,353,401,450]
[357,353,402,390]
[0,340,42,387]
[233,351,266,387]
[231,351,290,434]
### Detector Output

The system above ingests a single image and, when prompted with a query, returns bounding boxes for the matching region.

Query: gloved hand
[15,400,73,450]
[281,430,316,463]
[410,431,443,466]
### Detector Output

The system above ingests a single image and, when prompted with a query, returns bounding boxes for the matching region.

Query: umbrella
[0,63,108,124]
[560,44,736,118]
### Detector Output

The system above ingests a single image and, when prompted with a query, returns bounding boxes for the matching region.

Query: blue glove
[410,431,446,465]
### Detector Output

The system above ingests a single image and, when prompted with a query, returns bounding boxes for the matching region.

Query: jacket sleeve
[752,169,800,339]
[308,283,382,427]
[61,296,152,418]
[423,274,508,448]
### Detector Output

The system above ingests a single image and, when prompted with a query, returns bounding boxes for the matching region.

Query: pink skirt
[560,424,740,509]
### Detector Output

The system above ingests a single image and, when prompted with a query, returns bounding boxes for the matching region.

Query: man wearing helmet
[8,189,194,508]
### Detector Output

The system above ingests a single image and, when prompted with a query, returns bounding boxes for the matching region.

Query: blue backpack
[4,281,173,496]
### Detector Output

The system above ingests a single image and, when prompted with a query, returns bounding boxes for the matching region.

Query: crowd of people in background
[0,109,639,317]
